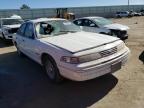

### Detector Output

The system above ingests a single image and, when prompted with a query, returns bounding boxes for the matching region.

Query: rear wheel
[43,56,63,83]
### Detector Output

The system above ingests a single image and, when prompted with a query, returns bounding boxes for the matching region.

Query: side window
[24,23,34,39]
[123,12,126,14]
[83,19,96,27]
[36,22,54,35]
[17,23,26,36]
[73,20,83,26]
[117,12,120,14]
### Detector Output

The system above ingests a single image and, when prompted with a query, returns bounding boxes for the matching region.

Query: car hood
[41,32,119,53]
[104,23,129,31]
[3,24,21,29]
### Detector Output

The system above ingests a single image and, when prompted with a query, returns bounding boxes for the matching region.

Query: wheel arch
[41,53,57,66]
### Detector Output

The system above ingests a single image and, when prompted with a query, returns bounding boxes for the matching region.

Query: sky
[0,0,144,9]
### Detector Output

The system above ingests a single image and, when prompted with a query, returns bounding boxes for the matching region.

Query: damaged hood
[40,32,119,53]
[3,24,21,29]
[104,23,129,31]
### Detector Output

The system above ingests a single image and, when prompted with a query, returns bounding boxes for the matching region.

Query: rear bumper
[58,49,130,81]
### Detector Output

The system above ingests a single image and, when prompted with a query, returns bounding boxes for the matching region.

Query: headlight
[61,56,79,64]
[117,42,125,51]
[3,29,9,35]
[79,53,102,63]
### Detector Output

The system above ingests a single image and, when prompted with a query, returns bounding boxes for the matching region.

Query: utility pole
[128,0,130,11]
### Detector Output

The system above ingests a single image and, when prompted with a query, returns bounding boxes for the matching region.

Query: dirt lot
[0,17,144,108]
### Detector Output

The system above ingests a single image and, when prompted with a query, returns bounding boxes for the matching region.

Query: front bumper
[111,30,128,40]
[4,34,13,40]
[58,49,130,81]
[120,34,128,40]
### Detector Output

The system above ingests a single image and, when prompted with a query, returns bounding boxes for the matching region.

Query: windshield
[2,19,23,25]
[92,17,113,27]
[36,20,81,38]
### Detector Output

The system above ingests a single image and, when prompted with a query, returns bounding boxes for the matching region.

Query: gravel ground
[91,16,144,108]
[0,16,144,108]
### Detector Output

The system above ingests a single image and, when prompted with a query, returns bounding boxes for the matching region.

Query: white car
[115,11,130,18]
[13,18,130,82]
[0,16,23,40]
[73,17,129,40]
[132,12,142,16]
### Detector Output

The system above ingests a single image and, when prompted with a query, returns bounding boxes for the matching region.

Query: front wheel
[43,57,63,83]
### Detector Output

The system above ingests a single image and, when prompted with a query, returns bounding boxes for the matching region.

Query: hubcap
[45,61,55,79]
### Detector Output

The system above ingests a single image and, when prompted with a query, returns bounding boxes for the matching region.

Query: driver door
[22,23,40,62]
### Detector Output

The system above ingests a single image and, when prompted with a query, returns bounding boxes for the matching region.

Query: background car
[0,15,23,40]
[73,16,129,40]
[115,11,130,18]
[132,11,142,16]
[13,18,130,82]
[140,12,144,16]
[140,9,144,16]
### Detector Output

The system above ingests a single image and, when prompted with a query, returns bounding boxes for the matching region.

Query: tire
[43,56,63,83]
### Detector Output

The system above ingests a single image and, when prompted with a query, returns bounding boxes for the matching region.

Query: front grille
[100,47,117,57]
[79,47,117,63]
[8,28,19,34]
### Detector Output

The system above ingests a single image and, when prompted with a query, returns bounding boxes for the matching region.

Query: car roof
[28,18,66,23]
[0,17,22,20]
[75,16,102,20]
[117,11,129,13]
